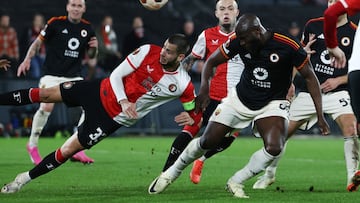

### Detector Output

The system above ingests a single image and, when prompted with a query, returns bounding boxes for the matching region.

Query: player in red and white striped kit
[0,34,202,194]
[324,0,360,192]
[155,0,244,185]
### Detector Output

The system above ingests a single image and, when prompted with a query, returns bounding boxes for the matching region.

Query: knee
[265,144,283,156]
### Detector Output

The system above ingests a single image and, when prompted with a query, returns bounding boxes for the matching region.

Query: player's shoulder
[47,16,67,25]
[272,31,301,50]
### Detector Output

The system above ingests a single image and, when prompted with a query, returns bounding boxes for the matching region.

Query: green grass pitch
[1,135,360,203]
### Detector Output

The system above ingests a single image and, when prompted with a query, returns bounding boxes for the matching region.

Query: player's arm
[196,48,228,112]
[320,75,347,93]
[17,37,43,77]
[182,54,200,71]
[87,36,98,59]
[0,59,10,71]
[297,60,330,135]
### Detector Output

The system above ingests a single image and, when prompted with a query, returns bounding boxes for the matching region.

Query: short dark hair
[168,34,189,55]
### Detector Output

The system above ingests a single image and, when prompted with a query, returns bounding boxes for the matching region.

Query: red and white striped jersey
[99,44,196,126]
[192,25,244,101]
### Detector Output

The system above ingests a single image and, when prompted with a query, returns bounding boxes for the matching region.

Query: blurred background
[0,0,358,138]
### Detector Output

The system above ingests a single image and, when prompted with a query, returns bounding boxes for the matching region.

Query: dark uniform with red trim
[221,32,308,110]
[40,16,96,77]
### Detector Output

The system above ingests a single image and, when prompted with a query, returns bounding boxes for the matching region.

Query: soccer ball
[139,0,168,10]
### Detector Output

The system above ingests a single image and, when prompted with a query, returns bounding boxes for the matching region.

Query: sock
[162,132,193,171]
[29,149,68,179]
[263,141,288,178]
[0,88,39,105]
[28,109,51,147]
[229,147,276,184]
[165,138,206,179]
[203,136,235,159]
[344,135,360,184]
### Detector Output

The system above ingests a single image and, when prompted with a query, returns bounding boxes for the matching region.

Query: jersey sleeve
[191,31,206,59]
[219,37,239,60]
[109,44,151,102]
[39,18,56,41]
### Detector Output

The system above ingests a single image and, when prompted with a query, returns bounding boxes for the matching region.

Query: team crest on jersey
[214,108,221,116]
[81,29,88,37]
[62,82,74,89]
[341,37,350,47]
[269,53,280,63]
[168,84,177,92]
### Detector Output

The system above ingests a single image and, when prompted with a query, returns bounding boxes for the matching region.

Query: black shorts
[60,79,122,149]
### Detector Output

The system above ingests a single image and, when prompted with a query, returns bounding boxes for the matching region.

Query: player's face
[215,0,239,30]
[67,0,86,22]
[160,40,182,71]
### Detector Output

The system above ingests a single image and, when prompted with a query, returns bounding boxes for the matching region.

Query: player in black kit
[148,13,330,198]
[17,0,98,165]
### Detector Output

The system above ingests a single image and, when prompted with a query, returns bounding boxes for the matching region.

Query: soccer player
[148,14,330,198]
[324,0,360,192]
[0,34,202,194]
[0,59,10,70]
[253,0,359,192]
[157,0,243,185]
[17,0,97,164]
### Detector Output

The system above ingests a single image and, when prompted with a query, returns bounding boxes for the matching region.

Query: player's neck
[68,17,81,24]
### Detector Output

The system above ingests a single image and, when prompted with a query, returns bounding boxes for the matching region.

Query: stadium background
[0,0,359,137]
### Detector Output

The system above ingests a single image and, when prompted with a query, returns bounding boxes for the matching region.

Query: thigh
[255,116,287,149]
[349,71,360,122]
[200,121,234,150]
[202,99,220,126]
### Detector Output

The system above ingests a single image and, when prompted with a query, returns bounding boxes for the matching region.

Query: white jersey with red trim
[100,44,196,127]
[192,26,244,101]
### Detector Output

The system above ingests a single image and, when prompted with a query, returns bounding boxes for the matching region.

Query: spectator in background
[0,13,19,78]
[96,15,121,76]
[288,21,301,40]
[180,17,203,81]
[122,16,149,57]
[20,14,46,79]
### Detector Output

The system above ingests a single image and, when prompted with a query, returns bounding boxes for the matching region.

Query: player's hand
[17,58,31,77]
[317,115,330,136]
[320,78,340,93]
[303,34,316,55]
[174,112,194,126]
[195,93,210,113]
[0,59,10,71]
[286,83,295,102]
[327,46,346,68]
[119,99,138,119]
[88,37,98,48]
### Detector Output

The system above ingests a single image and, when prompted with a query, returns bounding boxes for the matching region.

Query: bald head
[235,13,265,39]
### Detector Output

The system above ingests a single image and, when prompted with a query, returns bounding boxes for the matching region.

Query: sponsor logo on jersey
[81,29,88,37]
[147,65,154,73]
[211,39,219,45]
[168,84,177,92]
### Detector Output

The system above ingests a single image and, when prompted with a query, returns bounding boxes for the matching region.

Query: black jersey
[40,16,95,77]
[299,17,357,93]
[220,32,308,110]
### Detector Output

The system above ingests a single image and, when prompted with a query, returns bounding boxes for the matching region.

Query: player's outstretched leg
[347,170,360,192]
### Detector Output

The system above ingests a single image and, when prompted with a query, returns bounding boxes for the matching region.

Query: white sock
[165,138,206,179]
[28,109,51,147]
[229,147,276,184]
[344,135,359,184]
[263,142,288,178]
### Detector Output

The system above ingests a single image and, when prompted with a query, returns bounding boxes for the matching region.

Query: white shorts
[39,75,84,88]
[290,91,354,130]
[209,88,290,133]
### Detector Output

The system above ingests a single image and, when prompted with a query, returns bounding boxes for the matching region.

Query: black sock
[0,89,33,105]
[204,136,235,159]
[162,132,193,171]
[29,150,68,179]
